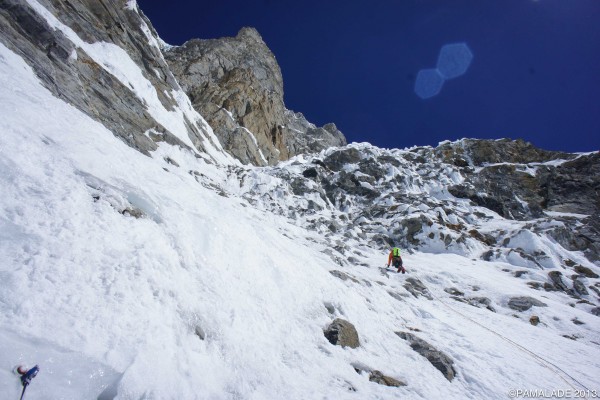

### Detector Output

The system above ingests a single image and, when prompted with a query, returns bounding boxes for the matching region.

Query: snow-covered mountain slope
[2,33,600,400]
[0,0,230,164]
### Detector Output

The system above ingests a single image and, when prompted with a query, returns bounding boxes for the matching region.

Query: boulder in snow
[548,271,570,293]
[324,319,360,349]
[368,370,406,387]
[574,265,599,279]
[507,296,547,311]
[403,277,433,300]
[396,331,456,381]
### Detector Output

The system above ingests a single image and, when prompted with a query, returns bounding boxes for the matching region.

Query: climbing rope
[413,272,592,396]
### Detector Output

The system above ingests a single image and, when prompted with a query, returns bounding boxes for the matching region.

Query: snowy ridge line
[425,277,591,393]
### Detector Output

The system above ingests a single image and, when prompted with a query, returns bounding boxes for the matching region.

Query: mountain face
[1,1,599,399]
[0,0,226,161]
[233,140,599,268]
[164,27,346,166]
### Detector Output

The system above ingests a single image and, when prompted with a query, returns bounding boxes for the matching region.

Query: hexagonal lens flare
[436,43,474,80]
[414,68,445,99]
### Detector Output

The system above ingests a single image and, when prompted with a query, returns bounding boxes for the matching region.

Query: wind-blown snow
[1,36,599,400]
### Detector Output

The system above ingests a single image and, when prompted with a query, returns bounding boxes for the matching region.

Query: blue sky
[139,0,600,152]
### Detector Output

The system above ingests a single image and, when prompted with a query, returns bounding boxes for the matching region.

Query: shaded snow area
[1,43,599,400]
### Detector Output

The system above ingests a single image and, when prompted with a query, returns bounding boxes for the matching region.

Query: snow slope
[1,38,599,400]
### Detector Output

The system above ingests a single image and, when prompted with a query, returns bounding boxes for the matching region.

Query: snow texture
[1,34,599,400]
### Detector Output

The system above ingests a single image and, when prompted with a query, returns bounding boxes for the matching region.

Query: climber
[387,247,405,273]
[14,364,39,400]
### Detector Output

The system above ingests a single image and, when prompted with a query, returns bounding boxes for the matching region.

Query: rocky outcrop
[446,148,599,262]
[236,139,600,271]
[448,164,546,220]
[164,28,346,165]
[324,319,360,349]
[396,331,456,381]
[0,0,221,158]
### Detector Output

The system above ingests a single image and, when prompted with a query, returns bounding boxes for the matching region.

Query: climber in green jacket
[387,247,406,273]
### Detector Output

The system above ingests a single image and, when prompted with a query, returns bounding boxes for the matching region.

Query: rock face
[435,138,574,167]
[0,0,222,158]
[164,28,346,165]
[396,332,456,381]
[241,139,600,270]
[0,2,344,166]
[446,142,600,262]
[324,318,360,348]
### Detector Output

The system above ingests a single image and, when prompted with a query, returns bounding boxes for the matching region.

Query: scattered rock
[164,156,180,167]
[194,325,205,340]
[388,291,408,302]
[548,271,570,292]
[564,259,577,267]
[121,207,144,219]
[481,250,494,261]
[572,279,589,296]
[591,307,600,317]
[395,331,456,381]
[572,318,584,325]
[543,282,558,292]
[302,168,318,178]
[329,270,360,284]
[508,296,548,311]
[444,287,464,296]
[403,278,433,300]
[324,319,360,348]
[468,229,496,245]
[562,334,578,341]
[574,265,599,278]
[369,370,406,387]
[324,303,336,315]
[468,297,496,312]
[514,271,528,278]
[529,316,540,326]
